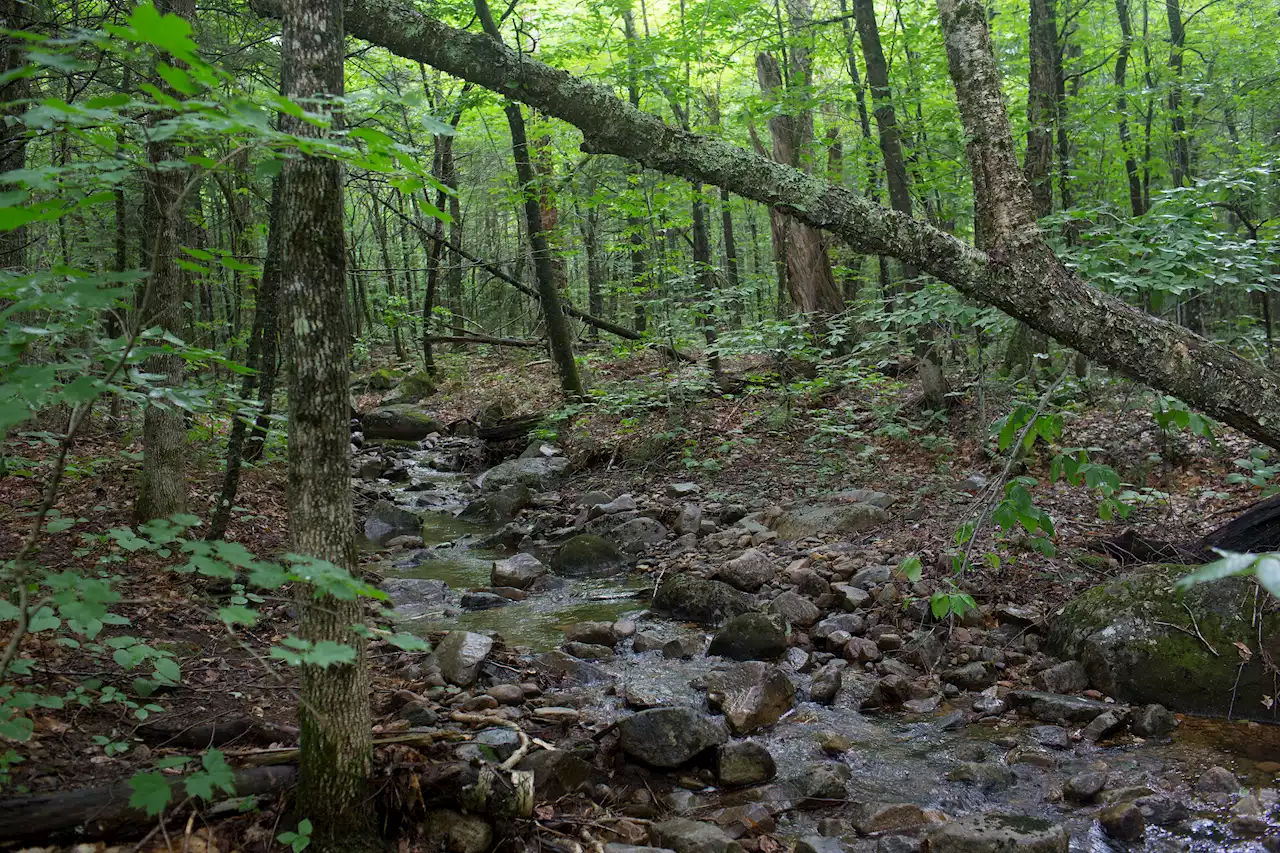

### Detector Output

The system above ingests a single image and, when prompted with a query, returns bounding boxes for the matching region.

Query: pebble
[486,684,525,706]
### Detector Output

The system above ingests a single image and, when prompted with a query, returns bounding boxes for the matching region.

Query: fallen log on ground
[428,334,542,348]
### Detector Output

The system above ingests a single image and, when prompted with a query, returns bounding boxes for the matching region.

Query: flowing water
[373,440,1280,852]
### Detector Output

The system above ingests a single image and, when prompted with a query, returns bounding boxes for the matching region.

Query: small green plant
[279,819,314,853]
[1226,447,1280,496]
[898,555,978,621]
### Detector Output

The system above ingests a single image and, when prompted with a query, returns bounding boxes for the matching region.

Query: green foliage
[1226,447,1280,496]
[1179,549,1280,602]
[279,819,314,853]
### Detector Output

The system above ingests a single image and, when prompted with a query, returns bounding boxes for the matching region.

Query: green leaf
[217,605,259,627]
[897,556,923,583]
[1176,550,1260,590]
[128,771,173,816]
[153,657,181,684]
[303,640,356,669]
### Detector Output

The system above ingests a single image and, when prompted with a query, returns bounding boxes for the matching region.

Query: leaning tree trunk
[252,0,1280,451]
[134,0,194,523]
[474,0,583,398]
[276,0,376,847]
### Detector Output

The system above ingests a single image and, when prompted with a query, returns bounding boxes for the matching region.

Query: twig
[1182,601,1220,657]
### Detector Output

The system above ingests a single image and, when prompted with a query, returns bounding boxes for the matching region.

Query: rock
[579,490,612,509]
[1195,765,1240,794]
[810,661,846,704]
[663,635,705,660]
[772,494,892,540]
[832,583,871,611]
[849,564,893,589]
[947,762,1014,792]
[518,440,562,459]
[472,727,521,762]
[386,370,436,403]
[1064,771,1106,802]
[491,552,547,590]
[769,591,821,628]
[619,708,728,768]
[591,494,638,516]
[864,675,912,710]
[843,636,881,664]
[356,457,383,480]
[943,661,996,690]
[435,631,493,687]
[794,838,843,853]
[481,456,570,493]
[668,483,703,498]
[486,684,525,706]
[704,662,795,734]
[654,575,754,626]
[1130,703,1177,737]
[398,700,438,726]
[608,847,674,853]
[614,517,670,553]
[422,810,492,853]
[365,366,403,390]
[1100,802,1145,841]
[364,500,423,546]
[556,534,628,576]
[675,504,704,537]
[380,578,448,616]
[565,621,618,647]
[1033,660,1089,694]
[362,405,445,440]
[716,740,777,787]
[462,485,532,524]
[1029,725,1070,750]
[1080,708,1128,742]
[1007,690,1116,723]
[1135,794,1190,826]
[926,814,1068,853]
[798,762,851,807]
[1048,563,1280,719]
[708,614,787,662]
[519,749,595,799]
[853,803,929,835]
[877,837,921,853]
[564,642,614,660]
[461,592,508,611]
[649,819,742,853]
[633,632,665,653]
[715,548,774,592]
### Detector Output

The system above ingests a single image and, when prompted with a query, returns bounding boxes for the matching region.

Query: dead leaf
[1234,641,1253,662]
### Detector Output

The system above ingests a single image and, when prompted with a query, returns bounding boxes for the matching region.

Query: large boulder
[491,553,547,590]
[708,613,787,661]
[460,484,532,524]
[380,578,448,618]
[1048,564,1280,718]
[613,517,670,554]
[481,456,569,493]
[362,405,445,440]
[364,500,423,546]
[618,707,728,768]
[649,820,741,853]
[555,534,628,577]
[654,575,754,626]
[383,370,436,404]
[926,814,1068,853]
[434,630,494,687]
[714,548,774,592]
[769,490,893,540]
[704,662,795,734]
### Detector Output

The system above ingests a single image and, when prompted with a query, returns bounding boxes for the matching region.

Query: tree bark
[622,8,649,335]
[0,0,30,272]
[278,0,376,847]
[1114,0,1145,217]
[1025,0,1058,217]
[134,0,193,523]
[242,176,284,464]
[253,0,1280,451]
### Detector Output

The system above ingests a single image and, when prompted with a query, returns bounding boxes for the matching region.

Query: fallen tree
[251,0,1280,449]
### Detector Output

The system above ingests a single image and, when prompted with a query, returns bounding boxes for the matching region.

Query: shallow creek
[372,440,1280,853]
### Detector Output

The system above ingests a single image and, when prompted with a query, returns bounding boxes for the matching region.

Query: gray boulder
[716,740,777,786]
[1033,660,1089,694]
[555,534,628,576]
[481,456,569,493]
[649,820,742,853]
[435,630,494,687]
[771,491,893,540]
[708,613,787,661]
[613,517,670,553]
[364,500,423,546]
[769,591,821,628]
[619,707,728,768]
[380,578,447,618]
[654,575,753,626]
[362,405,444,440]
[491,553,547,590]
[675,504,703,536]
[926,815,1068,853]
[704,661,795,734]
[715,548,774,592]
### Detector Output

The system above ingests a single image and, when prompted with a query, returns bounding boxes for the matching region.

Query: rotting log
[246,0,1280,449]
[427,334,542,348]
[0,765,297,844]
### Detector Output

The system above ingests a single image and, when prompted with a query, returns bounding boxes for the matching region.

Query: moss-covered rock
[1048,564,1280,719]
[366,366,406,390]
[555,534,627,577]
[383,370,437,404]
[362,405,445,440]
[654,575,754,626]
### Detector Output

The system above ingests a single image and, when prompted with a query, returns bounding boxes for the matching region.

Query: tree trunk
[1165,0,1189,189]
[691,184,722,381]
[1025,0,1057,217]
[622,8,649,335]
[1114,0,1145,217]
[134,0,193,523]
[259,0,1280,451]
[0,0,29,272]
[277,0,376,847]
[243,175,284,464]
[474,0,583,398]
[581,174,604,337]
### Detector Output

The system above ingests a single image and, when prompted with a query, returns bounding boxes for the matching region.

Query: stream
[366,438,1280,853]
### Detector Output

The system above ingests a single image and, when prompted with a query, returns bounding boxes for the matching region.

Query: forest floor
[0,345,1266,850]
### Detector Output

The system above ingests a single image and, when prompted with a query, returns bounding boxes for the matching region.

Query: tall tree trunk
[1165,0,1189,189]
[0,0,29,272]
[691,184,722,381]
[277,0,375,847]
[581,174,604,338]
[1114,0,1145,217]
[474,0,583,397]
[1025,0,1058,217]
[441,132,464,325]
[287,0,1280,450]
[242,176,284,464]
[852,0,948,407]
[134,0,193,523]
[622,8,649,335]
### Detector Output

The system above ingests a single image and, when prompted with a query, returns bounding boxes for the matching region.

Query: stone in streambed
[926,815,1067,853]
[716,740,777,787]
[362,405,445,440]
[619,707,728,768]
[364,499,423,546]
[556,534,628,576]
[708,613,787,662]
[715,548,774,592]
[704,661,795,734]
[654,575,753,626]
[491,552,547,589]
[434,630,493,687]
[649,819,742,853]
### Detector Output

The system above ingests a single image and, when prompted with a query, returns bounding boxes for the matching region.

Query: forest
[3,0,1280,850]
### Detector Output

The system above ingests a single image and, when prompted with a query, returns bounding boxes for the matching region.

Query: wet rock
[1048,563,1280,718]
[769,591,821,628]
[1064,771,1106,803]
[614,517,670,554]
[533,650,613,685]
[1135,794,1190,826]
[1007,690,1116,723]
[472,727,521,762]
[619,707,728,768]
[675,504,704,536]
[716,548,775,592]
[579,490,612,509]
[654,575,754,626]
[364,500,423,546]
[1130,703,1177,737]
[876,837,921,853]
[853,803,929,835]
[927,814,1068,853]
[668,482,703,498]
[1033,660,1089,694]
[380,577,448,615]
[481,456,569,493]
[608,847,674,853]
[798,762,851,807]
[519,749,595,799]
[810,661,846,705]
[903,696,941,714]
[971,693,1007,717]
[490,552,547,590]
[943,661,996,690]
[649,819,742,853]
[794,838,843,853]
[423,809,492,853]
[362,405,445,441]
[461,592,508,611]
[1029,725,1071,750]
[565,621,618,648]
[663,635,705,660]
[843,636,881,664]
[633,632,665,653]
[398,700,438,727]
[818,732,853,755]
[705,661,795,734]
[486,684,524,706]
[1080,708,1128,742]
[564,641,614,660]
[1099,802,1145,841]
[863,675,912,709]
[947,762,1014,792]
[708,614,787,662]
[435,631,493,687]
[716,740,777,786]
[772,494,892,540]
[556,534,628,577]
[1194,765,1240,794]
